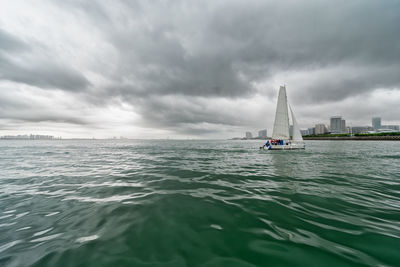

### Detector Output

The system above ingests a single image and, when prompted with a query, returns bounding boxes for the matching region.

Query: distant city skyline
[245,116,400,138]
[0,134,60,140]
[1,1,400,139]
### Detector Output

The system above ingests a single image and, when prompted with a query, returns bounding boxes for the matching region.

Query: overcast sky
[1,0,399,138]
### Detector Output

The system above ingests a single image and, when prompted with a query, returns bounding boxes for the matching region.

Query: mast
[272,86,290,139]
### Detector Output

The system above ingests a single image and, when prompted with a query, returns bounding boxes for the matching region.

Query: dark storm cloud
[1,115,88,125]
[0,55,91,91]
[0,92,88,125]
[78,0,399,128]
[134,96,239,128]
[0,28,90,91]
[1,0,400,135]
[292,65,400,104]
[103,28,253,98]
[85,0,400,99]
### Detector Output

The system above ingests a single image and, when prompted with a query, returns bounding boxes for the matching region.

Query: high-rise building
[372,117,381,130]
[341,119,346,133]
[330,116,346,134]
[245,132,253,139]
[300,129,309,136]
[315,124,327,135]
[308,127,316,135]
[330,116,341,133]
[258,129,267,139]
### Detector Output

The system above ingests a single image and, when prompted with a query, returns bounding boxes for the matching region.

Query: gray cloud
[93,0,400,131]
[0,55,91,91]
[84,0,400,101]
[0,91,88,125]
[0,28,29,52]
[135,97,239,128]
[0,27,90,91]
[0,0,399,137]
[291,64,400,104]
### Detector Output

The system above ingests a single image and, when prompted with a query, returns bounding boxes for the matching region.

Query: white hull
[262,142,305,150]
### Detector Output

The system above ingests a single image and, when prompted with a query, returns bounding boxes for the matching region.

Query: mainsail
[289,105,303,141]
[272,86,290,139]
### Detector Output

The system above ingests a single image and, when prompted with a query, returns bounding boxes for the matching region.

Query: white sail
[289,105,303,141]
[272,86,290,139]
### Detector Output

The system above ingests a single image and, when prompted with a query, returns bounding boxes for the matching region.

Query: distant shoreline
[230,136,400,141]
[1,137,399,141]
[303,136,400,141]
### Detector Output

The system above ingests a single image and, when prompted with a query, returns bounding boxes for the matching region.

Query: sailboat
[262,85,305,150]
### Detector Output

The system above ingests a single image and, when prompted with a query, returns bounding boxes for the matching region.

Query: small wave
[30,233,62,243]
[33,228,53,237]
[75,235,99,243]
[0,240,21,254]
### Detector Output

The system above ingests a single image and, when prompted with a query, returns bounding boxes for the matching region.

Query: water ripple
[0,140,399,266]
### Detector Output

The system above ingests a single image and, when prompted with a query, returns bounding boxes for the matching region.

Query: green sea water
[0,140,399,266]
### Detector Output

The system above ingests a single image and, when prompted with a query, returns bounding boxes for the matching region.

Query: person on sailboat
[260,140,271,150]
[266,140,271,149]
